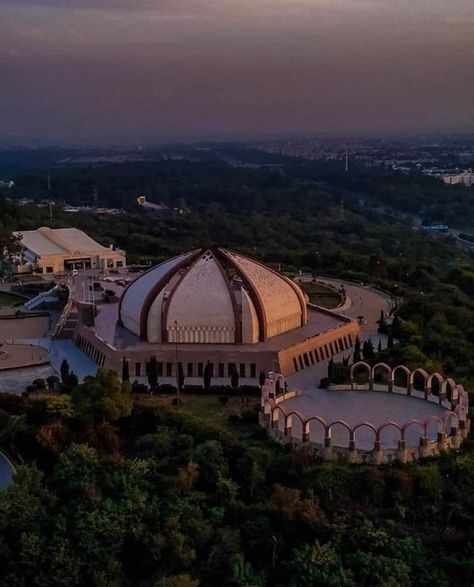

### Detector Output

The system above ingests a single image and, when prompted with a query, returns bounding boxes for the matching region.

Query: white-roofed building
[13,226,126,274]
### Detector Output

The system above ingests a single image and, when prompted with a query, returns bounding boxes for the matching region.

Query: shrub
[319,377,330,388]
[160,384,178,395]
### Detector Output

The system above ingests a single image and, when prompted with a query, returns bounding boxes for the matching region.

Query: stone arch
[371,362,392,389]
[303,416,327,443]
[353,422,377,450]
[271,405,287,433]
[442,378,457,402]
[402,420,425,446]
[350,361,371,389]
[425,415,444,441]
[376,421,402,449]
[455,404,467,420]
[285,410,305,439]
[274,373,285,395]
[451,385,460,405]
[263,400,272,416]
[442,411,459,435]
[410,368,429,395]
[328,420,353,448]
[392,365,411,391]
[427,372,443,397]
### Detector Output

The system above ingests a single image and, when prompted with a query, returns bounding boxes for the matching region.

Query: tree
[148,355,158,391]
[327,358,334,379]
[0,224,22,277]
[362,340,374,360]
[230,367,239,389]
[377,309,388,334]
[377,339,382,353]
[387,333,394,348]
[391,314,402,339]
[203,361,212,392]
[46,375,60,392]
[60,359,70,383]
[353,338,361,363]
[121,357,130,382]
[288,540,350,587]
[72,368,132,423]
[177,362,185,392]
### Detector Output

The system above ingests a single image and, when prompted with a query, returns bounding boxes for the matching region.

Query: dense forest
[1,155,474,585]
[1,370,474,586]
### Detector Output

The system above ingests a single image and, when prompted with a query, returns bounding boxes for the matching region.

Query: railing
[23,286,59,311]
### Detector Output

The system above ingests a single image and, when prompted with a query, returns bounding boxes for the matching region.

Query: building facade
[14,227,126,274]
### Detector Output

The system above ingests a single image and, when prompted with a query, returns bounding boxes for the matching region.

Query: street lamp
[314,251,320,279]
[174,320,180,413]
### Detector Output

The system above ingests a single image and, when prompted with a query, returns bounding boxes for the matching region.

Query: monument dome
[119,248,308,344]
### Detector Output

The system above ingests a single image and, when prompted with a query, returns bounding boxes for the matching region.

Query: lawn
[134,392,277,450]
[302,281,343,308]
[0,292,24,308]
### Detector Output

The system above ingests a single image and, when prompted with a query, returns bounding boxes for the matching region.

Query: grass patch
[302,281,343,308]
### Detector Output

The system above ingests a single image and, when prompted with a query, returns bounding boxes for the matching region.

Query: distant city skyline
[1,0,473,145]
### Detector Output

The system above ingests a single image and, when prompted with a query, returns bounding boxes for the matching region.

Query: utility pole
[47,172,51,191]
[340,198,345,221]
[93,187,98,210]
[49,201,53,224]
[345,142,349,173]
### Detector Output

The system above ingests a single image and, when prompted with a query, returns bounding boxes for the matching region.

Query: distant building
[13,227,126,274]
[442,172,474,187]
[137,196,168,212]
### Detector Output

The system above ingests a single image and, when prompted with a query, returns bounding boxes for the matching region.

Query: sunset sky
[1,0,473,144]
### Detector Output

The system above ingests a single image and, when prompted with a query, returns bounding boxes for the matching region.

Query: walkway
[6,338,97,381]
[280,389,447,449]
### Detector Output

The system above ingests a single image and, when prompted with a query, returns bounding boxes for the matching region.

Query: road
[287,276,394,391]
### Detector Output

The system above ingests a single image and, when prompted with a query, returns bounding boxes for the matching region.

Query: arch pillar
[271,410,280,431]
[397,439,407,463]
[350,376,354,390]
[368,377,374,391]
[388,377,394,393]
[419,435,429,458]
[437,431,446,451]
[323,429,333,459]
[302,422,310,443]
[371,439,383,465]
[348,430,356,452]
[284,415,293,438]
[451,425,461,449]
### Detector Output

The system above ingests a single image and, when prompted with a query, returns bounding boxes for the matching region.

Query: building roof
[119,248,308,344]
[15,227,116,257]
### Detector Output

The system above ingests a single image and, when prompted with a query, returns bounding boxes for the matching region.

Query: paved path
[5,338,97,382]
[288,277,394,391]
[279,389,447,449]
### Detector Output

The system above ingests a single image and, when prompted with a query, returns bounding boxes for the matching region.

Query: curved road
[288,276,394,391]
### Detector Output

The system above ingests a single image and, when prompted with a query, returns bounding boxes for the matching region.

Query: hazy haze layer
[1,0,473,144]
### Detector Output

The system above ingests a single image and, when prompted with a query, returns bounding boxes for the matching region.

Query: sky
[0,0,473,145]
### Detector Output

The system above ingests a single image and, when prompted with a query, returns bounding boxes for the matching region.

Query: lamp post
[420,291,425,352]
[314,250,320,279]
[174,320,180,414]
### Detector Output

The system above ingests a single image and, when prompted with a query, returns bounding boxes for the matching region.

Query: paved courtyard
[279,389,448,449]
